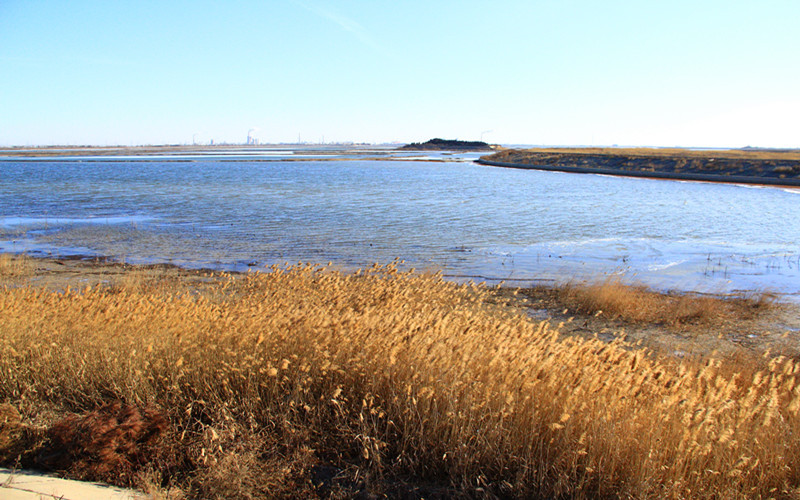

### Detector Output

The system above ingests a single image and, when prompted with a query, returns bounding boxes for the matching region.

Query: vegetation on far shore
[490,147,800,161]
[2,254,799,498]
[482,147,800,183]
[398,138,493,151]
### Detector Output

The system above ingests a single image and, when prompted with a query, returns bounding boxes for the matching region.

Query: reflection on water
[1,155,799,299]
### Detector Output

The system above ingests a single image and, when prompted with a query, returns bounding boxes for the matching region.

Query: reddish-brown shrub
[39,401,167,482]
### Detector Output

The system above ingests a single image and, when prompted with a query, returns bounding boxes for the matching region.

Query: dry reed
[556,278,772,327]
[1,264,799,498]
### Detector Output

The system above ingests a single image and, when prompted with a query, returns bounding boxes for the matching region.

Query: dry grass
[556,278,773,327]
[1,264,800,498]
[510,147,800,161]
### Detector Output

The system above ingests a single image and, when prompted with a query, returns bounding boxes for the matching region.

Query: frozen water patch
[0,238,101,259]
[647,260,688,271]
[0,215,153,228]
[480,238,800,300]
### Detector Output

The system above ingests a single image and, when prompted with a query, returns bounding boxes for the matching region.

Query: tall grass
[1,264,799,498]
[555,278,773,326]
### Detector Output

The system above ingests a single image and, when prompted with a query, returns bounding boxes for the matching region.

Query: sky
[1,0,799,148]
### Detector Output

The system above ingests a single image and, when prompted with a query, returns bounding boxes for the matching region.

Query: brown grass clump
[557,278,772,327]
[39,401,168,482]
[1,264,800,498]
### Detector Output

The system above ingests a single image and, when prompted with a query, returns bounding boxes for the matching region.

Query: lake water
[2,151,799,300]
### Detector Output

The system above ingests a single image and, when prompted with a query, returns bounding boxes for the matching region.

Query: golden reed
[1,263,798,498]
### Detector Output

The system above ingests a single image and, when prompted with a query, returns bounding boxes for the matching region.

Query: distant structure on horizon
[246,129,259,145]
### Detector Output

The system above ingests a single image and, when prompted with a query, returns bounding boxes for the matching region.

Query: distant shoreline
[0,144,390,158]
[478,147,800,187]
[477,158,800,187]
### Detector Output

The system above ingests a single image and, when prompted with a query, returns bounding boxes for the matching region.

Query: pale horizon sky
[1,1,799,148]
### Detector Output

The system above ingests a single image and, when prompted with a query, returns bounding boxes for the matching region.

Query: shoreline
[3,253,799,360]
[477,158,800,187]
[5,245,798,302]
[0,144,387,157]
[479,147,800,187]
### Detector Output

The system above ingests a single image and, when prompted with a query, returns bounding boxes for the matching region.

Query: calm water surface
[2,155,799,299]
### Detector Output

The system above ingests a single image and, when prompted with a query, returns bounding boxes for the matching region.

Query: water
[2,153,799,299]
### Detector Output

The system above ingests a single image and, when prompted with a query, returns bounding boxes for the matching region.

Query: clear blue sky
[1,0,798,147]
